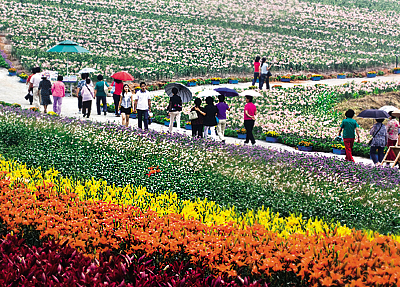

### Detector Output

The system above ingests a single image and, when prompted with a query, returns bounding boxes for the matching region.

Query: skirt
[120,106,132,115]
[41,94,52,106]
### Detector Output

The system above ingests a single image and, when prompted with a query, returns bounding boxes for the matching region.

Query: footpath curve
[2,68,400,165]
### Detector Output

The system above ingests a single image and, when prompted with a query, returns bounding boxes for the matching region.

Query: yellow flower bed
[2,157,394,241]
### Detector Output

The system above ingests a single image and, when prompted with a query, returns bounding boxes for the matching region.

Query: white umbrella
[196,90,221,98]
[239,90,263,97]
[379,106,397,113]
[78,67,97,74]
[390,109,400,118]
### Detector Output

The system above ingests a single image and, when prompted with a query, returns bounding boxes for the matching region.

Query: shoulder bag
[368,123,383,146]
[189,110,198,120]
[103,81,109,96]
[110,82,115,94]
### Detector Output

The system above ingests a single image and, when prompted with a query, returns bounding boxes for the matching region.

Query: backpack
[170,95,182,111]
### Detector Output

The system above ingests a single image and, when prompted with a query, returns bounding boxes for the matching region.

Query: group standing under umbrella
[338,107,400,165]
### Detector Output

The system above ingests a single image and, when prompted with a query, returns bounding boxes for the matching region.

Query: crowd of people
[25,67,258,143]
[24,65,400,166]
[338,109,399,165]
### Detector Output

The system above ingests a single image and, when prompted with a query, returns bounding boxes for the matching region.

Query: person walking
[259,57,270,90]
[386,111,399,161]
[110,79,123,117]
[51,75,65,115]
[216,94,230,143]
[81,78,95,118]
[25,67,36,105]
[167,87,182,133]
[94,74,109,115]
[29,67,42,109]
[338,109,361,162]
[203,96,218,139]
[133,82,151,130]
[76,73,89,114]
[370,119,388,165]
[252,56,261,86]
[38,73,52,113]
[244,95,257,145]
[190,98,205,138]
[118,84,134,127]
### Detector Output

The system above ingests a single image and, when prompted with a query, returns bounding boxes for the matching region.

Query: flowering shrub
[236,128,246,134]
[264,131,280,137]
[8,68,16,73]
[281,75,291,79]
[18,72,28,79]
[298,140,313,147]
[186,121,191,125]
[47,111,58,116]
[311,74,322,77]
[163,117,170,122]
[187,78,197,82]
[332,144,345,150]
[368,71,377,74]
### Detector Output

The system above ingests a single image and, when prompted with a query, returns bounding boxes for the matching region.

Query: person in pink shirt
[51,75,65,115]
[244,95,257,145]
[252,56,261,86]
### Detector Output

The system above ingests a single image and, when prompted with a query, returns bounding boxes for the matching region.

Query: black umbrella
[164,83,192,103]
[357,109,390,119]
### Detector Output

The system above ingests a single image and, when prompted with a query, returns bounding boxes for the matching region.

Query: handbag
[110,82,115,94]
[189,110,198,120]
[368,123,383,146]
[103,81,109,96]
[267,70,272,77]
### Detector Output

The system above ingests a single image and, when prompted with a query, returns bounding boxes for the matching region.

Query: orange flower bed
[1,179,400,285]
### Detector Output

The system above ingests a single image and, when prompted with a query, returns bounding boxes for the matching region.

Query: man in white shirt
[29,67,42,108]
[133,82,151,130]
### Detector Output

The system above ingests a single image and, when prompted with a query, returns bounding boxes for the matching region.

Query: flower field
[1,0,400,79]
[153,80,400,155]
[2,106,400,284]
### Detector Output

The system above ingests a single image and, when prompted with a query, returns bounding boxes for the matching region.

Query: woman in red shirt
[252,56,261,86]
[244,95,257,145]
[110,79,124,117]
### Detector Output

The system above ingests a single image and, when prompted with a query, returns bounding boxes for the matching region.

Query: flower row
[1,180,400,285]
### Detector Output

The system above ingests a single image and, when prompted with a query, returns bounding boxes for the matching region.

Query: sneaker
[79,109,81,114]
[104,111,107,115]
[222,140,226,144]
[244,141,249,145]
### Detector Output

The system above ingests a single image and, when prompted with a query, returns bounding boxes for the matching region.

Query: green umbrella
[46,40,90,75]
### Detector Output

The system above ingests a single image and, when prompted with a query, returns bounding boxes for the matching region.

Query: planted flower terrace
[1,105,400,285]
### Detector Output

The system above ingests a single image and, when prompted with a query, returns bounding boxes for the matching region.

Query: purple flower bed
[1,104,399,191]
[0,49,13,69]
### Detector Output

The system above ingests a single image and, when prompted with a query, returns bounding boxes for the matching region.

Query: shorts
[120,107,132,115]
